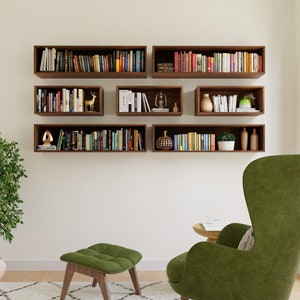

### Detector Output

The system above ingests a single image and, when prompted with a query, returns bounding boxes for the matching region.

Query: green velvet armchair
[167,155,300,300]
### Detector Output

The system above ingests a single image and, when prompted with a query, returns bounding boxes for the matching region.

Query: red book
[174,51,178,72]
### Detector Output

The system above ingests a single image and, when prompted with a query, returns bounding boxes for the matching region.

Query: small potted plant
[0,134,27,278]
[217,131,236,151]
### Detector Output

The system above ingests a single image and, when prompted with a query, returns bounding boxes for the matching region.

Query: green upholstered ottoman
[60,243,142,300]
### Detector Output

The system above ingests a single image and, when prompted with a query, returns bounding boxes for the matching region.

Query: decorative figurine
[42,130,53,146]
[84,92,97,112]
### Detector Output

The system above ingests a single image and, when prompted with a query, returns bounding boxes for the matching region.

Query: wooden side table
[193,223,220,243]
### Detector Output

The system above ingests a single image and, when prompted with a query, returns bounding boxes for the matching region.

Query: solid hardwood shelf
[152,45,265,78]
[34,86,104,116]
[34,45,147,78]
[195,86,264,116]
[152,124,265,152]
[34,124,147,152]
[116,86,183,116]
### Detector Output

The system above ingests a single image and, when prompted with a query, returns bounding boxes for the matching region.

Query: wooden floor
[1,270,168,282]
[1,271,300,300]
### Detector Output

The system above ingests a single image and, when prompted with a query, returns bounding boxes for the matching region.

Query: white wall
[0,0,298,271]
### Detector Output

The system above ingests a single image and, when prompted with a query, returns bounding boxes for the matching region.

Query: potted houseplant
[0,134,27,278]
[217,132,236,151]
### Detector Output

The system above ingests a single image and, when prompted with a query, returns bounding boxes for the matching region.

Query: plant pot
[0,257,6,279]
[218,141,235,151]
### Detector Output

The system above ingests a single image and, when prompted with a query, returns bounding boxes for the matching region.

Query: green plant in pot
[0,134,27,242]
[0,134,27,277]
[217,131,236,151]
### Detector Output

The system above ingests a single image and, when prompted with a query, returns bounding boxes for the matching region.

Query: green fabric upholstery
[167,155,300,300]
[60,243,142,274]
[217,223,251,248]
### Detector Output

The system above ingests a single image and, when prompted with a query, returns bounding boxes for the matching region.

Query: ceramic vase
[0,258,6,279]
[241,128,248,151]
[200,94,213,112]
[172,102,179,113]
[250,128,259,150]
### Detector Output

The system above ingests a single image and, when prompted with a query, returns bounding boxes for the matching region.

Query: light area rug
[0,281,180,300]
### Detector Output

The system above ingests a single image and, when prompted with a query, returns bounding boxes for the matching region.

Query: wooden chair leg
[128,266,141,295]
[60,263,75,300]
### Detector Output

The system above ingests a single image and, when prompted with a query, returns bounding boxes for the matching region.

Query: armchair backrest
[243,155,300,277]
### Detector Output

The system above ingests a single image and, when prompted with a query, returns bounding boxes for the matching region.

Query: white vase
[218,141,235,151]
[0,257,6,279]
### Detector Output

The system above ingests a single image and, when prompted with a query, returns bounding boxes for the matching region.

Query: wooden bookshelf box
[34,45,147,78]
[34,124,147,152]
[116,86,183,116]
[34,86,104,116]
[195,86,264,116]
[152,46,265,78]
[152,124,265,152]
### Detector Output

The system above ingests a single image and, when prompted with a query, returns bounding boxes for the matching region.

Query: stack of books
[200,217,229,231]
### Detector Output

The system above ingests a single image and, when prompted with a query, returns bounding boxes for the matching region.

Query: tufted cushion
[60,243,142,274]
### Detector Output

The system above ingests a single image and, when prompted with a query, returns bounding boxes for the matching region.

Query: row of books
[212,94,238,112]
[162,51,263,73]
[39,47,145,73]
[50,128,144,151]
[173,133,216,151]
[37,88,86,113]
[118,90,151,112]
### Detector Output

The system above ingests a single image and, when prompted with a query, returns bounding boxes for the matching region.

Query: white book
[142,93,151,112]
[213,95,220,112]
[73,88,78,112]
[219,95,225,112]
[136,92,142,112]
[223,95,228,112]
[236,107,260,112]
[78,88,84,112]
[233,95,237,112]
[200,217,229,231]
[228,95,234,112]
[62,88,66,112]
[118,89,129,112]
[51,48,56,72]
[128,91,135,112]
[39,49,46,71]
[65,89,70,112]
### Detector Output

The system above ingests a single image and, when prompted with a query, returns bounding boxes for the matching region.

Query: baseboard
[5,260,168,272]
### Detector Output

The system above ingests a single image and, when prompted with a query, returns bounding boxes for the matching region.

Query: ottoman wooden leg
[61,263,111,300]
[94,272,110,300]
[129,266,141,295]
[60,263,75,300]
[92,277,97,287]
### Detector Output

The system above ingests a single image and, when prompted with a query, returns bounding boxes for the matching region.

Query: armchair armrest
[174,241,254,299]
[217,223,251,248]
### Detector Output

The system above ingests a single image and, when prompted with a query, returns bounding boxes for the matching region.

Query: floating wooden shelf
[34,86,104,116]
[34,124,147,152]
[195,86,264,116]
[116,85,183,116]
[34,45,147,78]
[152,124,265,152]
[152,45,265,78]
